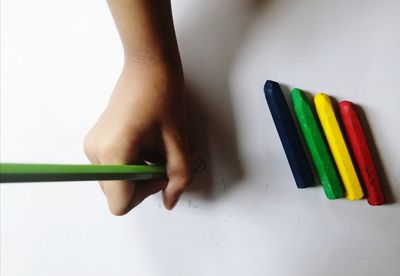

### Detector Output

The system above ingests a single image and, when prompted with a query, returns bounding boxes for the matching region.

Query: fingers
[100,179,136,216]
[83,140,107,195]
[102,178,168,215]
[84,134,139,216]
[130,180,168,208]
[162,129,193,210]
[84,123,192,213]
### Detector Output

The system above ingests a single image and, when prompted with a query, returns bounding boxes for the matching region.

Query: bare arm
[108,0,181,66]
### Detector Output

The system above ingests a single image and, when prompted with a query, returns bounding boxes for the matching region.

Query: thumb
[162,130,193,210]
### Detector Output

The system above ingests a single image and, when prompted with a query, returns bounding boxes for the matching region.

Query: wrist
[122,54,183,86]
[123,46,183,72]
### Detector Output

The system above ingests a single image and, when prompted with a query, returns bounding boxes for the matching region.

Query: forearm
[107,0,182,68]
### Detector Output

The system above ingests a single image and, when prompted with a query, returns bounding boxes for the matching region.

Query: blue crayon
[263,80,314,188]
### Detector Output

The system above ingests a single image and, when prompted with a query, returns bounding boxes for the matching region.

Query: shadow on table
[179,0,272,200]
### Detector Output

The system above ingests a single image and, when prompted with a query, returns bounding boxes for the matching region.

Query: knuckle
[84,135,115,163]
[170,169,193,189]
[97,140,115,161]
[180,173,193,186]
[98,139,138,163]
[83,133,97,158]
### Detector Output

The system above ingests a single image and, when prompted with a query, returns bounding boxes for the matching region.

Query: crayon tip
[264,80,280,91]
[291,88,308,102]
[315,93,329,100]
[339,100,354,110]
[291,88,301,95]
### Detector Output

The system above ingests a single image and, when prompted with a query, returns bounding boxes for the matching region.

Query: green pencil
[0,163,166,183]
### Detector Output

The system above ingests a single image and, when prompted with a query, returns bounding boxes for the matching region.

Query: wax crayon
[263,80,313,188]
[314,93,363,200]
[339,101,385,205]
[291,89,344,199]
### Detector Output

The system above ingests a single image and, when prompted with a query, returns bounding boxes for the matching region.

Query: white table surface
[1,0,400,275]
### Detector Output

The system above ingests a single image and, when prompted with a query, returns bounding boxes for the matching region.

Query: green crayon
[291,89,344,199]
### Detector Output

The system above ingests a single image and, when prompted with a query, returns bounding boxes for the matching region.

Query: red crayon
[339,101,385,205]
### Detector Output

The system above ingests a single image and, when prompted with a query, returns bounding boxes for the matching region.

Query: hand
[84,62,192,215]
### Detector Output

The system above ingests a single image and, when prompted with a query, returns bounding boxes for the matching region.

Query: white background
[1,0,400,275]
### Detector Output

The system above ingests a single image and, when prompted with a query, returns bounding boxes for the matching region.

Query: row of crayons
[263,80,385,206]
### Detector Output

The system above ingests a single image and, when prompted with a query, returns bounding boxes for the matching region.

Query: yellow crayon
[314,93,364,200]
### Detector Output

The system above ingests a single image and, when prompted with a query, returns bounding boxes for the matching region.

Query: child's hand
[84,62,192,215]
[84,0,191,215]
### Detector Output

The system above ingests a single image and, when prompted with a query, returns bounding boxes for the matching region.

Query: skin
[84,0,192,215]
